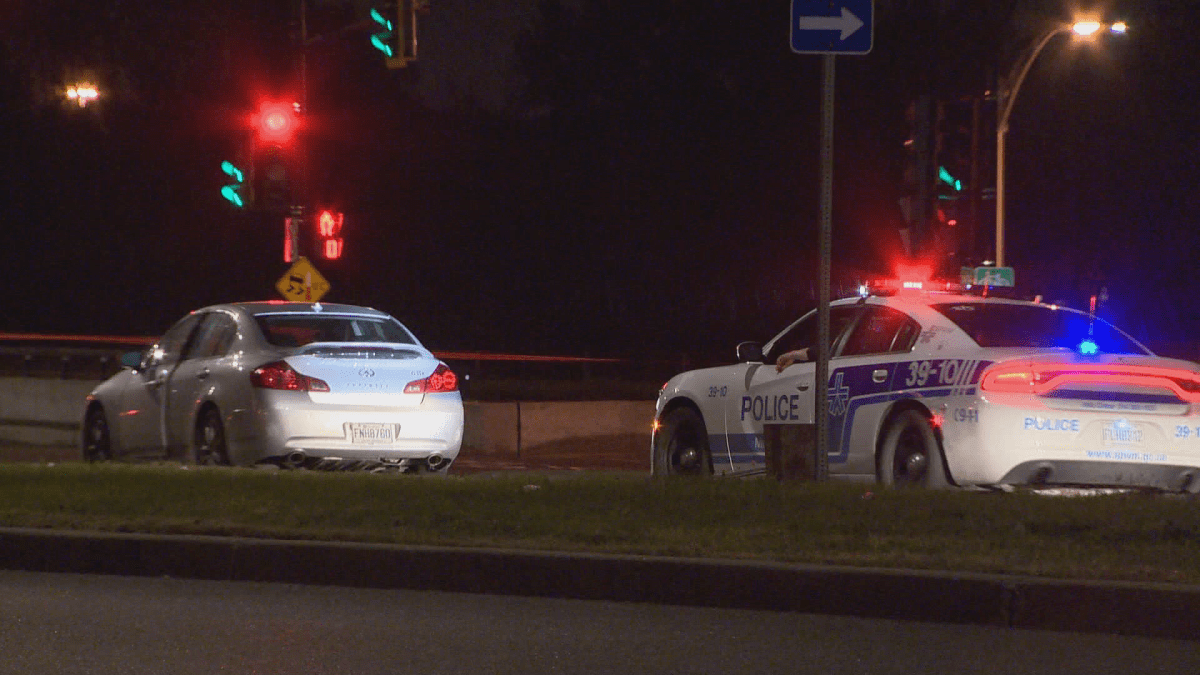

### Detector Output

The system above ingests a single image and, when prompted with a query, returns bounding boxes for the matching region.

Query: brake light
[979,361,1200,402]
[251,361,330,392]
[404,363,458,394]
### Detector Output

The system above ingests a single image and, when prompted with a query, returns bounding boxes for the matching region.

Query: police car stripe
[833,387,958,461]
[725,360,994,471]
[954,359,977,396]
[966,360,981,391]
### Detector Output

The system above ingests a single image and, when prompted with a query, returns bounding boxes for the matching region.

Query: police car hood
[660,365,741,399]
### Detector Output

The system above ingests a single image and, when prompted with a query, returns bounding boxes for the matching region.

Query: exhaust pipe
[426,454,446,471]
[281,450,307,470]
[1030,463,1053,485]
[1179,470,1196,493]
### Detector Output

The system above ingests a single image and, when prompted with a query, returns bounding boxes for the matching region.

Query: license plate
[1101,420,1144,447]
[347,423,397,444]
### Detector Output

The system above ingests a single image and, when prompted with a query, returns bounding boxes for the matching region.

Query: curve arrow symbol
[795,7,864,40]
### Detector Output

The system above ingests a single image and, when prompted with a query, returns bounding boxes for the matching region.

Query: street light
[65,82,99,107]
[994,19,1127,267]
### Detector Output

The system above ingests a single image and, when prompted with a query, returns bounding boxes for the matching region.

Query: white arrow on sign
[795,7,865,41]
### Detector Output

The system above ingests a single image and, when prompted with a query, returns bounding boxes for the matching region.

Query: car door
[113,313,205,456]
[722,305,861,472]
[165,311,239,457]
[826,305,923,474]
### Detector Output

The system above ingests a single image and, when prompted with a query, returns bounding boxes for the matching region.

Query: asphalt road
[4,569,1199,675]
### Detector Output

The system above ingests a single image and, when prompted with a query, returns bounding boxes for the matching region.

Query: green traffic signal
[221,160,246,208]
[937,165,962,192]
[370,7,395,57]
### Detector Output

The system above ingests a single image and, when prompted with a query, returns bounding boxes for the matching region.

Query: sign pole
[790,0,871,481]
[814,54,834,482]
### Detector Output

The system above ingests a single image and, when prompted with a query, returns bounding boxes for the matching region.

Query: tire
[192,407,231,466]
[82,405,113,462]
[877,409,948,488]
[653,407,712,476]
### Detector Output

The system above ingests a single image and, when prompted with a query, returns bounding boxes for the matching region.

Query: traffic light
[369,5,397,58]
[256,101,298,145]
[316,210,344,260]
[934,99,971,198]
[283,216,300,263]
[369,1,419,67]
[220,160,246,208]
[938,165,962,192]
[899,95,934,254]
[252,101,300,211]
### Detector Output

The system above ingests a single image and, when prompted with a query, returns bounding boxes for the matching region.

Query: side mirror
[120,351,143,370]
[736,341,763,363]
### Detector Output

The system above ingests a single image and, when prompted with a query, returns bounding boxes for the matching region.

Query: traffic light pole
[293,0,312,262]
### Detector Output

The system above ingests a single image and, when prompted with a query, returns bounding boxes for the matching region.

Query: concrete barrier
[0,377,654,466]
[518,400,653,468]
[0,377,93,445]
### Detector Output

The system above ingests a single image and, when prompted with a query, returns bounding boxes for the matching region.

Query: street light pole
[994,20,1126,268]
[995,25,1070,268]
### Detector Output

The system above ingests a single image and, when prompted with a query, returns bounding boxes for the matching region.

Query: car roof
[207,301,392,319]
[840,289,1054,312]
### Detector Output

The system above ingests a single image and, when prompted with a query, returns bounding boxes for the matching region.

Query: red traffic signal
[256,101,298,145]
[323,238,344,260]
[316,210,344,260]
[317,210,343,237]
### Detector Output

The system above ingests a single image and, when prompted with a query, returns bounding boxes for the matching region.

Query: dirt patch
[0,443,78,463]
[0,438,649,474]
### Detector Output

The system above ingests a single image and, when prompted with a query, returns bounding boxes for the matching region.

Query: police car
[651,282,1200,492]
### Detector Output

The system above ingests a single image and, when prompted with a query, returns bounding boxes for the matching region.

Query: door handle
[872,369,888,383]
[197,369,210,380]
[796,384,810,391]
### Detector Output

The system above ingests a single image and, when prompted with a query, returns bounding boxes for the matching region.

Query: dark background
[1,0,1195,363]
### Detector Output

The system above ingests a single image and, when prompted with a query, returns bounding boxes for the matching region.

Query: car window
[841,306,921,356]
[931,302,1149,354]
[255,314,417,348]
[150,313,204,366]
[766,305,860,363]
[890,318,921,353]
[186,313,238,359]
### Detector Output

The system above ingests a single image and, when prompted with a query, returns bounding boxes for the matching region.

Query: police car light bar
[859,278,967,296]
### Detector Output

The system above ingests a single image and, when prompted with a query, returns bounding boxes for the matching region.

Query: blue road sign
[791,0,873,55]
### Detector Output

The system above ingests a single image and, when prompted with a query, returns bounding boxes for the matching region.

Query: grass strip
[0,463,1198,584]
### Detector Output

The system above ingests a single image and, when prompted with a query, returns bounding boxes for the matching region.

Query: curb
[1,527,1197,640]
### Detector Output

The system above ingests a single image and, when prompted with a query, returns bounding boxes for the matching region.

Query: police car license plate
[347,423,396,444]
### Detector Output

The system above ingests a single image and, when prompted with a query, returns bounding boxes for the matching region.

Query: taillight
[405,363,458,394]
[251,360,330,392]
[979,361,1200,402]
[978,362,1044,394]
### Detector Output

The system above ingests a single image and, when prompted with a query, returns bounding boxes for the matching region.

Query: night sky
[1,0,1197,363]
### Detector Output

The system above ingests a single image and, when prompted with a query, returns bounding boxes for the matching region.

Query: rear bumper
[942,394,1200,491]
[225,391,464,467]
[995,459,1200,493]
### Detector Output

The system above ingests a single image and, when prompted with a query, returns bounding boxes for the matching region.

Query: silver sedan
[81,301,464,473]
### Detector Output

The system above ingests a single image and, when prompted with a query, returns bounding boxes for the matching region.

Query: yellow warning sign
[275,257,331,302]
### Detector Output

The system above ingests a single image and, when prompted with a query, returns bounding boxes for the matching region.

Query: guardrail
[0,333,696,401]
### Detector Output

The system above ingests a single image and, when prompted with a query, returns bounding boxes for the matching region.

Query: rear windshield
[931,302,1148,354]
[255,314,417,348]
